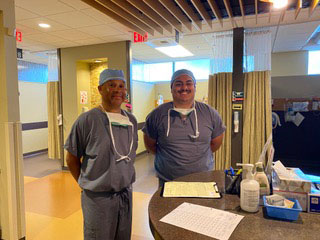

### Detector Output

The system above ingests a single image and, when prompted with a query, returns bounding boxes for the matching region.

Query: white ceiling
[15,0,320,63]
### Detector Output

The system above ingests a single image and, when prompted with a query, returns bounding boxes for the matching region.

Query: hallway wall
[132,80,155,154]
[19,81,48,154]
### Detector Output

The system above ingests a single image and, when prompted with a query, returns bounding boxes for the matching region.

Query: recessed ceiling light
[95,60,102,63]
[155,45,193,58]
[38,23,51,28]
[273,0,288,8]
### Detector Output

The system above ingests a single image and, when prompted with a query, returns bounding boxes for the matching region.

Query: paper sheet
[163,182,220,198]
[160,202,244,240]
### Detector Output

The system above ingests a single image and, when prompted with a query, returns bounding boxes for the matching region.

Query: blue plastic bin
[263,196,302,221]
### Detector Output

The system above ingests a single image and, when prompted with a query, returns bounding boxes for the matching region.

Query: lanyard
[99,105,134,162]
[166,102,199,139]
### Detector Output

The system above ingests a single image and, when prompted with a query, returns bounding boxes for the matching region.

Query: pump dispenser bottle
[237,163,260,213]
[254,162,270,205]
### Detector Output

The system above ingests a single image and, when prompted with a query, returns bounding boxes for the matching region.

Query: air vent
[145,38,178,48]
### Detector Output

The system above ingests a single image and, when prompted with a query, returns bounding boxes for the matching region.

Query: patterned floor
[23,152,157,240]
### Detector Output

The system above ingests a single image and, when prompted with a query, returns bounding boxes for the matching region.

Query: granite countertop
[148,171,320,240]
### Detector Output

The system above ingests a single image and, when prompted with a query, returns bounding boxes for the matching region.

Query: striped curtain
[242,71,272,165]
[208,73,233,170]
[47,81,61,160]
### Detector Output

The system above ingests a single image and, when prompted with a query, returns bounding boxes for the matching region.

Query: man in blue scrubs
[65,69,138,240]
[143,69,225,187]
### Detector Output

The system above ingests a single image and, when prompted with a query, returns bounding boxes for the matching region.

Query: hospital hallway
[23,152,157,240]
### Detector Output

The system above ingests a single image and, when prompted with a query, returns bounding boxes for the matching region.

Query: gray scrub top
[64,108,138,192]
[142,101,226,181]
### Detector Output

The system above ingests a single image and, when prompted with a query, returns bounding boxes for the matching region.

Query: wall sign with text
[133,32,148,43]
[16,30,22,42]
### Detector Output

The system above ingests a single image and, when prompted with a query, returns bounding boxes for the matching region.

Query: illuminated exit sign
[16,30,22,42]
[133,32,148,43]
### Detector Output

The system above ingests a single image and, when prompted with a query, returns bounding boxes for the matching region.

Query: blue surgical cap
[99,69,126,86]
[171,69,196,88]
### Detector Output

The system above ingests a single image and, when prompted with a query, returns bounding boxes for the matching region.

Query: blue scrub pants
[81,188,132,240]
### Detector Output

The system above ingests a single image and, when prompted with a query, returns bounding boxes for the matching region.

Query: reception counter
[148,171,320,240]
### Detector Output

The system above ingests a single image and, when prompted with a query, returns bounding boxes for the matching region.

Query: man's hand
[66,151,81,182]
[143,134,157,154]
[210,133,224,152]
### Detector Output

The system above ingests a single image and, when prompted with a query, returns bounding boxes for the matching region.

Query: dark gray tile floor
[23,152,62,178]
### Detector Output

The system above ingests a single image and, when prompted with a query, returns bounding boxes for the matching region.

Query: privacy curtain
[242,71,272,165]
[47,51,61,160]
[47,82,61,159]
[208,73,233,170]
[242,29,272,165]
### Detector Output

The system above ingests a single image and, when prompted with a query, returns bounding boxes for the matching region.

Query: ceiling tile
[24,33,63,44]
[52,40,78,48]
[80,8,116,24]
[49,29,94,41]
[47,11,101,28]
[58,0,91,10]
[15,6,39,21]
[16,17,70,32]
[16,24,42,36]
[73,38,106,46]
[99,34,131,42]
[15,0,74,16]
[77,24,123,38]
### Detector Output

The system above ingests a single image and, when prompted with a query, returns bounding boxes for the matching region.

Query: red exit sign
[16,30,22,42]
[133,32,148,43]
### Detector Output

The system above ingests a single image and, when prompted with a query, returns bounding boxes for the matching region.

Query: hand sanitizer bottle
[254,162,270,205]
[237,163,260,213]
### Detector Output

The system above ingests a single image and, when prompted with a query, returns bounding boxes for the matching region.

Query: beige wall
[271,51,308,77]
[18,81,48,153]
[76,62,91,115]
[61,41,130,166]
[132,80,156,154]
[271,51,320,98]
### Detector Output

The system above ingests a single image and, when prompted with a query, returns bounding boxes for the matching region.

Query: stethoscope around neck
[166,102,200,139]
[99,105,133,162]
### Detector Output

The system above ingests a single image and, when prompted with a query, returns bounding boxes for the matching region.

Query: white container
[254,162,270,205]
[237,163,260,212]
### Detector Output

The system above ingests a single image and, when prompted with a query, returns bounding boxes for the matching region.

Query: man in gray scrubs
[65,69,138,240]
[143,69,225,187]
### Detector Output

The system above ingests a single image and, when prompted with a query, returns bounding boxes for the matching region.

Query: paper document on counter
[163,181,220,198]
[160,202,244,240]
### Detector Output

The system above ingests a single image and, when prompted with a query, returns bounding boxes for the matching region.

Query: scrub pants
[81,188,132,240]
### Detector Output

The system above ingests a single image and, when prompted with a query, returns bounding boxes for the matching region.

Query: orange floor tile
[24,172,154,239]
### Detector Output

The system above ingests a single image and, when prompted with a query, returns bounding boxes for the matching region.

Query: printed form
[160,202,244,240]
[163,182,221,198]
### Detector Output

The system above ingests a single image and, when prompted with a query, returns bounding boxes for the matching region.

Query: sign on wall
[16,30,22,42]
[17,48,23,59]
[133,32,148,43]
[80,91,88,104]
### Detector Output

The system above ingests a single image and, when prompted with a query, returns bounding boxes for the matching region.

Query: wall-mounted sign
[133,32,148,43]
[232,91,244,101]
[80,91,88,104]
[16,30,22,42]
[17,48,23,59]
[232,104,243,110]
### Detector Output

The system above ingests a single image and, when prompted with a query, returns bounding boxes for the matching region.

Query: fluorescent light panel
[155,45,193,58]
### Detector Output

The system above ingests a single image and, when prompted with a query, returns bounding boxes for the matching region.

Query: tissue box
[273,187,308,212]
[308,194,320,213]
[272,168,311,193]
